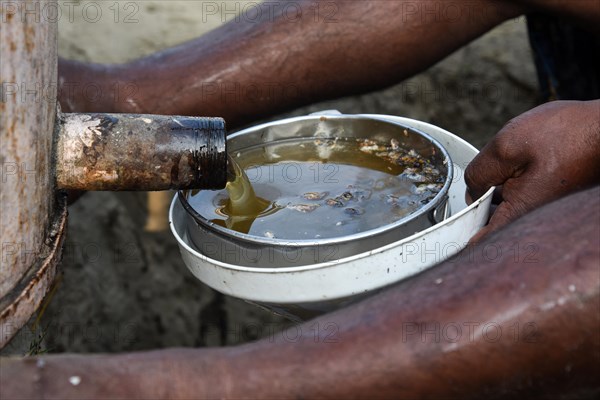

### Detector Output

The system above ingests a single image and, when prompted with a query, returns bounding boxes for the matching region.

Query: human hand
[465,100,600,241]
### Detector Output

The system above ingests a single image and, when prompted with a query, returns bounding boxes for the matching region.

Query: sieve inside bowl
[178,114,453,266]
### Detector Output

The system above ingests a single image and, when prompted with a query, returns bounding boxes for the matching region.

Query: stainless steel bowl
[179,114,453,267]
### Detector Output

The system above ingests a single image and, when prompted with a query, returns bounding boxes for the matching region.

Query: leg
[2,186,598,398]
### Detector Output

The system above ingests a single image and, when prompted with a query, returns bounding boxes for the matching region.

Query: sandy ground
[3,1,539,354]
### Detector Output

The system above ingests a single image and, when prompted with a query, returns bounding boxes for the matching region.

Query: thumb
[468,199,527,243]
[465,117,531,200]
[465,149,522,201]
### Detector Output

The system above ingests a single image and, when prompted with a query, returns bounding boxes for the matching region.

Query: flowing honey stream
[220,154,272,233]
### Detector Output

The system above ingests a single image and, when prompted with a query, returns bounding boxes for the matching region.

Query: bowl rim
[170,184,493,274]
[169,114,495,274]
[177,114,454,248]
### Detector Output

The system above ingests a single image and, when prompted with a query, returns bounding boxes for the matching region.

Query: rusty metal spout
[54,113,227,191]
[1,0,233,350]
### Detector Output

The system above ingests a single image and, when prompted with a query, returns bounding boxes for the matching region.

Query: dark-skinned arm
[58,0,524,128]
[2,186,598,399]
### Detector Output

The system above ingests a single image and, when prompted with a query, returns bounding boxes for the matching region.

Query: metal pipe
[54,113,227,191]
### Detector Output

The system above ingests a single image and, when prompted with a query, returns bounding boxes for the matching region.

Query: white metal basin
[169,115,493,320]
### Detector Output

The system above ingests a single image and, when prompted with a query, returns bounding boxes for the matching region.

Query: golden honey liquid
[225,154,269,216]
[218,154,272,233]
[186,138,444,239]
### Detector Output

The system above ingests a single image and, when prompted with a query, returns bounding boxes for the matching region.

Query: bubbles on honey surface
[286,204,320,213]
[302,192,329,201]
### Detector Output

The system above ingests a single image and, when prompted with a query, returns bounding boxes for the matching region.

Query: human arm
[58,0,524,128]
[2,186,599,399]
[58,0,600,130]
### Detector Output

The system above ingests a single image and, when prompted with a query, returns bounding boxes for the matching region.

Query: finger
[483,199,529,235]
[464,184,502,206]
[465,146,521,200]
[468,224,493,244]
[468,198,527,244]
[465,119,529,200]
[467,204,515,245]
